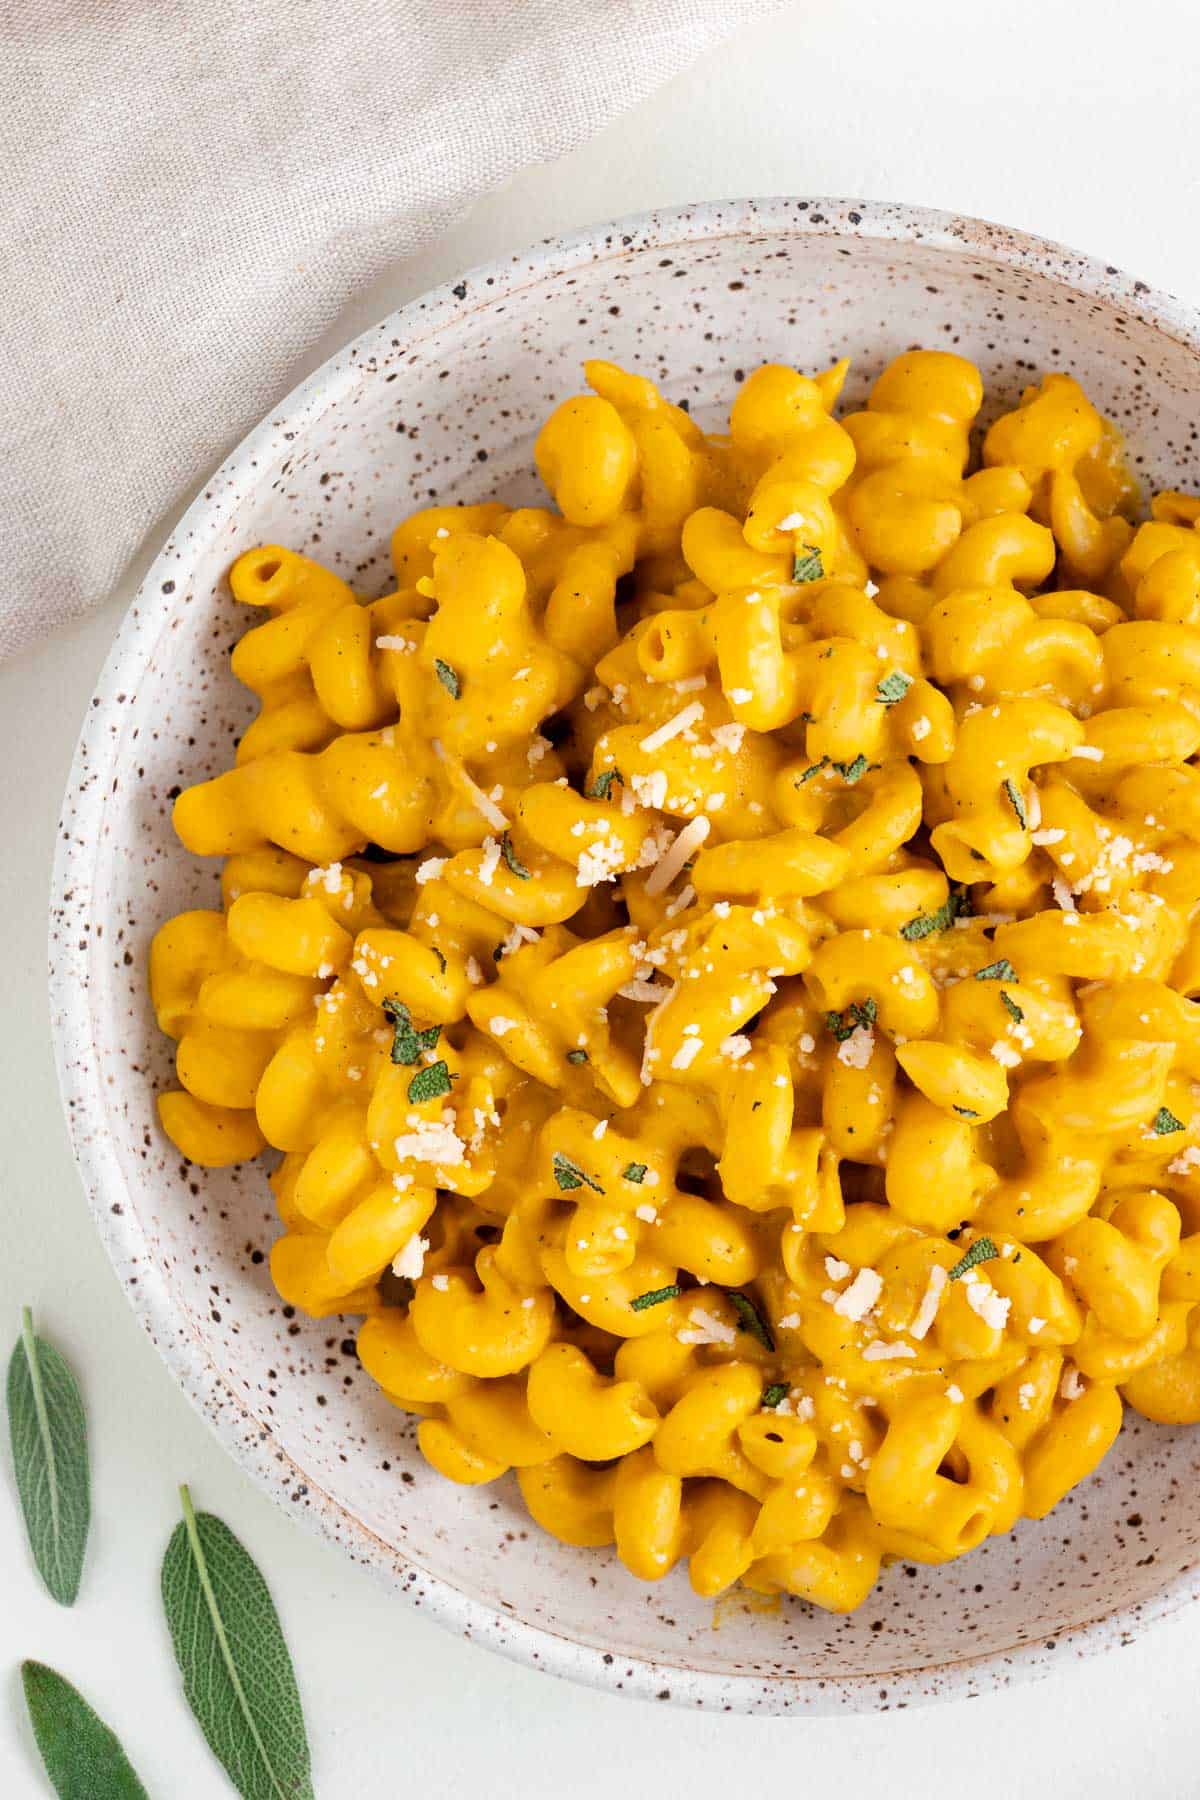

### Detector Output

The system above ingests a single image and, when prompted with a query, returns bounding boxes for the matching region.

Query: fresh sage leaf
[161,1487,313,1800]
[21,1661,149,1800]
[7,1307,90,1605]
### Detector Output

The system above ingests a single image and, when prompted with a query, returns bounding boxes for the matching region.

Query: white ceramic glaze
[49,199,1200,1713]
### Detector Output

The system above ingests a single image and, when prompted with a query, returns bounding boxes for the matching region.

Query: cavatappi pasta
[151,348,1200,1614]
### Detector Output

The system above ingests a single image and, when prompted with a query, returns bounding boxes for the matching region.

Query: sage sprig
[161,1486,313,1800]
[7,1306,90,1604]
[21,1662,149,1800]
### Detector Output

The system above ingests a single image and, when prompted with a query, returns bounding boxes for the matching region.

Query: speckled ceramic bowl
[50,199,1200,1713]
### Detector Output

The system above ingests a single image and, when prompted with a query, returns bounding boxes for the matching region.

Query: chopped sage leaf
[1153,1106,1185,1135]
[796,757,829,785]
[761,1383,788,1409]
[382,998,441,1065]
[631,1285,681,1312]
[900,885,971,941]
[500,832,531,879]
[726,1290,775,1351]
[587,769,623,801]
[552,1151,604,1194]
[792,544,824,583]
[1003,777,1028,829]
[876,670,913,707]
[565,1049,589,1065]
[407,1059,455,1105]
[947,1236,999,1281]
[975,958,1017,982]
[1000,990,1024,1024]
[831,753,870,784]
[825,997,876,1043]
[954,1106,979,1119]
[622,1162,648,1183]
[434,658,460,698]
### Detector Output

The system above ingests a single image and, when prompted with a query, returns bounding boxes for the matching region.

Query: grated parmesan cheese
[391,1234,429,1280]
[577,836,626,888]
[393,1118,466,1167]
[630,770,669,811]
[639,702,705,753]
[433,739,508,831]
[837,1026,876,1069]
[833,1267,882,1322]
[478,837,502,887]
[643,815,711,897]
[678,1306,737,1347]
[964,1277,1011,1331]
[909,1264,947,1341]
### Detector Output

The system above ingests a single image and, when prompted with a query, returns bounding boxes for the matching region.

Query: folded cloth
[0,0,780,661]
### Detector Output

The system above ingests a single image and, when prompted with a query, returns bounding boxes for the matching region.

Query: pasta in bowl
[150,341,1200,1619]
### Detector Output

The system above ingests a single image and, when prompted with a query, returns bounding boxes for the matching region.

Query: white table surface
[5,1,1200,1793]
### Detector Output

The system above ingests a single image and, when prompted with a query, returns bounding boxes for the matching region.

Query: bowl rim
[48,194,1200,1715]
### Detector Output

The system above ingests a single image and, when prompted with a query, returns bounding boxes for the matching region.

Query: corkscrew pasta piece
[152,342,1200,1613]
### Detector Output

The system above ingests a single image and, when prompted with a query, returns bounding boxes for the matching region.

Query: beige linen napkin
[0,0,778,661]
